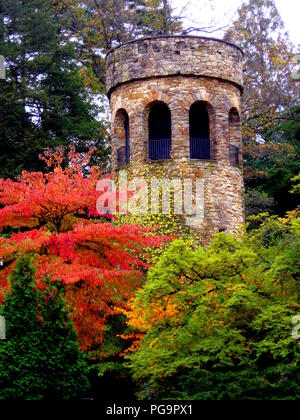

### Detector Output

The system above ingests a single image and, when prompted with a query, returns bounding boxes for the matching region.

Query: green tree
[245,187,275,216]
[224,2,300,216]
[224,0,296,139]
[0,0,108,178]
[291,173,300,195]
[245,105,300,215]
[53,0,182,88]
[126,216,300,399]
[0,256,90,400]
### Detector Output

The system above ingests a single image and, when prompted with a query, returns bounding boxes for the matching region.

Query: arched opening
[229,108,241,165]
[189,102,210,160]
[114,109,130,166]
[148,102,171,160]
[124,113,130,164]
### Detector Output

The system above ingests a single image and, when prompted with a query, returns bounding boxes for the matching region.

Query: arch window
[189,102,210,160]
[114,109,130,166]
[229,108,241,165]
[124,113,130,164]
[148,102,172,160]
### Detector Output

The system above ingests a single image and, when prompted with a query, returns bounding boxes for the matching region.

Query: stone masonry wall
[106,36,245,239]
[106,36,244,96]
[110,76,242,168]
[125,159,244,241]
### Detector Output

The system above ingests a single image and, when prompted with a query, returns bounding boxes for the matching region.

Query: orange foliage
[116,296,179,355]
[0,148,170,350]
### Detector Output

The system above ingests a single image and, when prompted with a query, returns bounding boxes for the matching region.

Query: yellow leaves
[227,284,246,293]
[149,337,159,349]
[116,295,180,355]
[127,298,179,331]
[290,175,300,195]
[270,55,286,67]
[278,209,300,225]
[119,333,145,356]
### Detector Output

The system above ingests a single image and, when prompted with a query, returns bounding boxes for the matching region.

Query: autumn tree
[0,147,169,351]
[0,256,90,400]
[224,0,297,139]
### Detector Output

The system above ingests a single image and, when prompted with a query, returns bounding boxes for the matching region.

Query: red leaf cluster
[0,148,170,350]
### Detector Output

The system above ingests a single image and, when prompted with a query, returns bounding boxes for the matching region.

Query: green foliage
[0,256,90,400]
[291,173,300,195]
[54,0,181,87]
[117,212,201,266]
[225,0,299,216]
[115,162,202,264]
[0,0,108,178]
[225,0,296,138]
[126,215,300,400]
[245,188,275,216]
[245,106,300,215]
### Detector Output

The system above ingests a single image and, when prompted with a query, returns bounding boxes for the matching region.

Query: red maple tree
[0,147,169,349]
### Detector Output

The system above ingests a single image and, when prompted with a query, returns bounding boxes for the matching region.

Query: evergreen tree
[224,0,299,215]
[0,256,90,400]
[53,0,182,88]
[0,0,108,179]
[224,0,296,139]
[245,105,300,215]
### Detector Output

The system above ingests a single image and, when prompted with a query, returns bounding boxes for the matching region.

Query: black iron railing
[149,138,171,160]
[190,137,210,160]
[125,121,130,164]
[117,146,127,166]
[126,141,130,165]
[229,144,239,165]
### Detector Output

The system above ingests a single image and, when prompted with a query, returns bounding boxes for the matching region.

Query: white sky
[171,0,300,48]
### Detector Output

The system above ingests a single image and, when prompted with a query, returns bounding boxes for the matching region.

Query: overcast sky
[171,0,299,48]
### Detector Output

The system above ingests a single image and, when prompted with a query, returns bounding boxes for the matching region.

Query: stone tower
[106,36,245,239]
